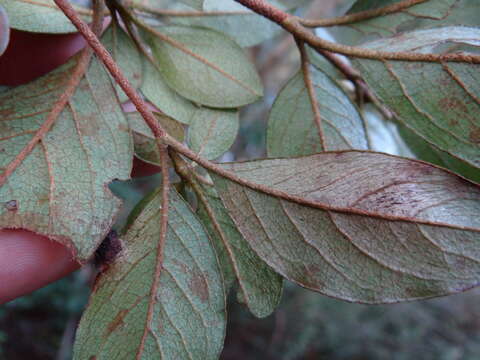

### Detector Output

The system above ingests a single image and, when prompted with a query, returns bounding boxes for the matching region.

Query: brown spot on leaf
[189,273,209,303]
[4,200,17,211]
[106,309,129,336]
[469,125,480,144]
[438,97,468,114]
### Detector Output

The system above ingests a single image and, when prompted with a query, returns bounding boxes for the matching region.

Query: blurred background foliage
[2,0,480,359]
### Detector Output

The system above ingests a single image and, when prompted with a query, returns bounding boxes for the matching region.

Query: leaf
[183,0,281,47]
[73,189,226,359]
[147,26,263,108]
[211,151,480,303]
[127,112,185,165]
[181,0,203,10]
[353,27,480,176]
[267,65,368,157]
[0,0,91,33]
[102,25,142,102]
[188,108,239,160]
[196,182,283,318]
[140,58,198,125]
[334,0,480,45]
[0,56,133,262]
[0,5,9,57]
[398,121,480,183]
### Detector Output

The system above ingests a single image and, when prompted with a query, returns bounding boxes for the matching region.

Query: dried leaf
[212,151,480,303]
[73,189,226,359]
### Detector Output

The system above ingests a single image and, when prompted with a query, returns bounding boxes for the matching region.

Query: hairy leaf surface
[267,66,368,157]
[148,26,263,108]
[102,25,142,102]
[0,0,91,33]
[354,27,480,177]
[74,189,226,359]
[0,56,133,261]
[212,151,480,303]
[188,108,239,160]
[140,58,197,125]
[197,183,283,318]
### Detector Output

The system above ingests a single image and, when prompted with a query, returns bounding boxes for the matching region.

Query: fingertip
[0,229,80,304]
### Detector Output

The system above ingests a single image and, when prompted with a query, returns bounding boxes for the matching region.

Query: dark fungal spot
[94,230,122,268]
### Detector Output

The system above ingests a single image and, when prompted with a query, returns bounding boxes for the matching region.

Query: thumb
[0,229,80,304]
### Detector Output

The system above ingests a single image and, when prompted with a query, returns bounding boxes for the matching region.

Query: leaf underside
[212,151,480,304]
[0,55,133,261]
[197,183,283,318]
[354,27,480,180]
[73,189,226,360]
[0,0,91,33]
[147,26,263,108]
[267,65,368,157]
[335,0,480,45]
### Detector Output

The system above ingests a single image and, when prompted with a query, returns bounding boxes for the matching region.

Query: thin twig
[170,151,251,305]
[296,39,327,149]
[132,18,259,95]
[136,143,170,360]
[54,0,166,140]
[54,0,480,233]
[318,50,392,118]
[162,133,480,232]
[299,0,429,27]
[234,0,480,63]
[0,0,104,187]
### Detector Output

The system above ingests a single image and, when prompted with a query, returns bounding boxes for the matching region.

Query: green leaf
[211,151,480,303]
[0,56,133,261]
[267,66,368,157]
[188,108,239,160]
[398,122,480,183]
[0,5,9,57]
[196,183,283,318]
[73,189,226,359]
[335,0,480,45]
[181,0,203,10]
[127,112,185,165]
[147,26,263,108]
[140,58,198,125]
[102,25,142,102]
[0,0,91,33]
[192,0,281,47]
[354,27,480,176]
